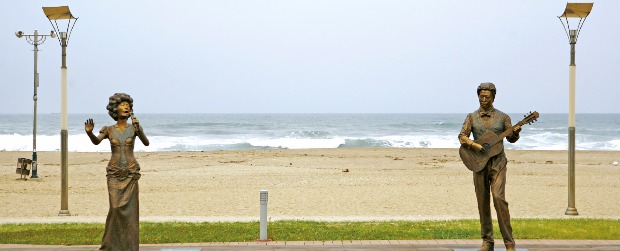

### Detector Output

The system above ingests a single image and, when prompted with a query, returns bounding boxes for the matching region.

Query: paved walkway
[1,240,619,251]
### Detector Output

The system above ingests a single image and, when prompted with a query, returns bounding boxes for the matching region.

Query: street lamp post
[558,2,593,216]
[15,30,56,179]
[43,6,78,217]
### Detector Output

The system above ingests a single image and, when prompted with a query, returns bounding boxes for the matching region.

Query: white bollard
[259,190,268,240]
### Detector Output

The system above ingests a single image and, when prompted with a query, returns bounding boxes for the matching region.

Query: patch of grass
[0,219,617,245]
[271,221,480,240]
[141,222,259,243]
[0,223,103,245]
[513,218,620,239]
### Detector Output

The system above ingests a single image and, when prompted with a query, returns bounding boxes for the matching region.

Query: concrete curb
[1,240,619,251]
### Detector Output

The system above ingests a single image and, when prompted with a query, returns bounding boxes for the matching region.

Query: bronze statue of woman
[85,93,149,250]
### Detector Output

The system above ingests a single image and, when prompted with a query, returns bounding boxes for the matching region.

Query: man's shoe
[478,241,494,251]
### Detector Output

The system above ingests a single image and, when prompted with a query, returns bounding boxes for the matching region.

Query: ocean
[1,113,619,152]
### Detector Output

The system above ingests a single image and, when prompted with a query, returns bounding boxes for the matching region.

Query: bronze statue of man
[85,93,149,251]
[458,83,521,251]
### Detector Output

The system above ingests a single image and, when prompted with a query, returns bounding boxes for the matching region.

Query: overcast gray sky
[2,1,619,114]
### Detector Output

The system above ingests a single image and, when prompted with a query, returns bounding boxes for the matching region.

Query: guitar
[459,111,539,172]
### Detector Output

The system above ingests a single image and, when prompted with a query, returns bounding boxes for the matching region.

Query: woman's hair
[106,93,133,121]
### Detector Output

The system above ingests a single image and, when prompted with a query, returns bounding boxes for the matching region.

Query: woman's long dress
[99,125,141,250]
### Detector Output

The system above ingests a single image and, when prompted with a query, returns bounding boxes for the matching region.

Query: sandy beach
[1,148,618,223]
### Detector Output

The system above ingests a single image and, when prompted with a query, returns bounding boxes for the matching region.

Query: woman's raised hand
[85,118,95,133]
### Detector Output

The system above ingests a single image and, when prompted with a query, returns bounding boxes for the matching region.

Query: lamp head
[558,3,594,44]
[560,3,593,19]
[60,31,67,39]
[15,31,23,38]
